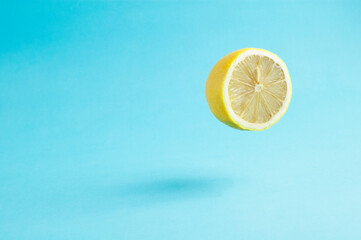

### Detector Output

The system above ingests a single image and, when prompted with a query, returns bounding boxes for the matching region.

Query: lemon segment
[206,48,292,131]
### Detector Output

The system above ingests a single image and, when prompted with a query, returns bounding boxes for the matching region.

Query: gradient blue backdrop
[1,0,361,239]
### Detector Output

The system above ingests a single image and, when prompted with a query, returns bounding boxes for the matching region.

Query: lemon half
[206,48,292,131]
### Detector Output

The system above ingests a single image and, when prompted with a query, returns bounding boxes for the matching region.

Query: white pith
[224,49,292,130]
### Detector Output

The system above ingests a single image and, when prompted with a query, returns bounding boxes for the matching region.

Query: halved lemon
[206,48,292,131]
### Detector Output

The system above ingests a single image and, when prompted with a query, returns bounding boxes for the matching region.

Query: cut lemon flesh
[206,48,292,131]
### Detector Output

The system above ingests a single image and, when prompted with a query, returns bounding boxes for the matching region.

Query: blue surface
[1,0,361,239]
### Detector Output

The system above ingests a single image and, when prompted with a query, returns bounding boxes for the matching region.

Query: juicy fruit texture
[206,48,292,131]
[228,55,287,123]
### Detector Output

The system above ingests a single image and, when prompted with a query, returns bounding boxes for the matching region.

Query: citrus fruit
[205,48,292,131]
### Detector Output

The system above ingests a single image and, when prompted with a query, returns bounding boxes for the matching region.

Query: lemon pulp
[228,54,287,124]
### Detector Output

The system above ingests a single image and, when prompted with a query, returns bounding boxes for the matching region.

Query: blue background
[1,0,361,239]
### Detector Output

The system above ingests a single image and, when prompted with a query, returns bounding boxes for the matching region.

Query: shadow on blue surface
[116,177,232,207]
[3,177,234,220]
